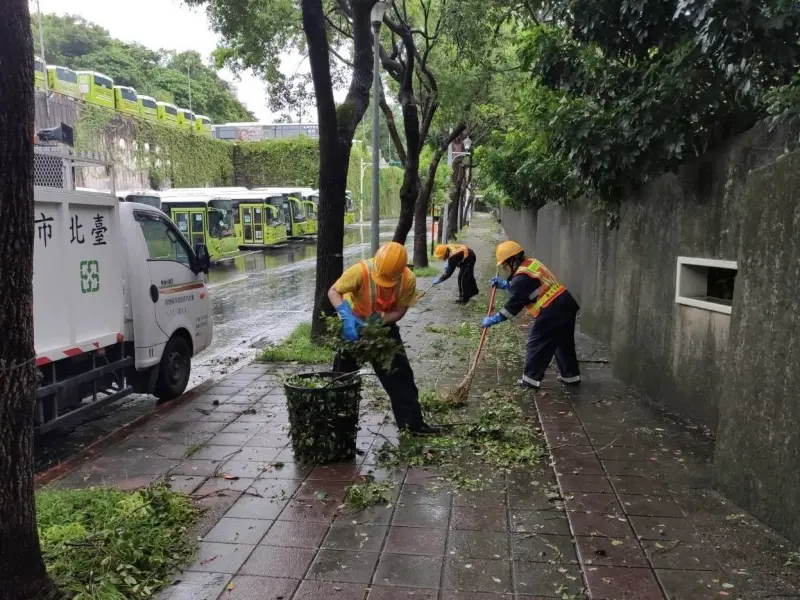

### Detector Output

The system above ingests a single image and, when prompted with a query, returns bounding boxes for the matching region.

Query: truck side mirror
[193,244,211,274]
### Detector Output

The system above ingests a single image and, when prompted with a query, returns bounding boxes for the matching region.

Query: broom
[445,270,500,405]
[415,282,436,301]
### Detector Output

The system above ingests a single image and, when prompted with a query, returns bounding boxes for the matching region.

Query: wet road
[35,221,407,471]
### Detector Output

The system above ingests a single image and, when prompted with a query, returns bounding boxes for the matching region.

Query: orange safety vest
[345,259,413,319]
[445,243,468,260]
[514,258,566,317]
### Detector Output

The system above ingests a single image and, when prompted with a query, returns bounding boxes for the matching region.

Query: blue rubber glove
[482,313,505,329]
[490,276,509,290]
[336,302,363,342]
[432,276,442,285]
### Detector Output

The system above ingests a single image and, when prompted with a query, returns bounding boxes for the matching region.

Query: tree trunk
[391,31,421,246]
[0,4,63,599]
[412,124,466,267]
[305,0,373,338]
[413,126,467,264]
[446,160,464,241]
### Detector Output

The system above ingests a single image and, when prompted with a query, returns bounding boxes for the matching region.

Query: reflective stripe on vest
[514,258,565,317]
[446,243,468,260]
[345,259,409,319]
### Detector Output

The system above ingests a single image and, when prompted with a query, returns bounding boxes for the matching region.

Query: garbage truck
[33,147,213,433]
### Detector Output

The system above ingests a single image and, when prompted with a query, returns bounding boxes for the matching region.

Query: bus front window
[209,199,234,238]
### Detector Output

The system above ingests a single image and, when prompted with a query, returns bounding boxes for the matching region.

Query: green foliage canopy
[478,0,800,214]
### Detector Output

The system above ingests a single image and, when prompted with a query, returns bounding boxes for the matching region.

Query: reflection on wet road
[35,221,406,470]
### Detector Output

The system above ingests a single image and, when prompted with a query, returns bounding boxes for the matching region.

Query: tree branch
[379,89,407,166]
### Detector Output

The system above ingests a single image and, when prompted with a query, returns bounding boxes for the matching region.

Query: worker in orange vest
[328,242,441,435]
[482,241,581,389]
[432,243,479,303]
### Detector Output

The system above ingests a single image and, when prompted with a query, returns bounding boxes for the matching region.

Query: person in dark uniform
[432,243,479,303]
[328,241,441,435]
[481,241,580,389]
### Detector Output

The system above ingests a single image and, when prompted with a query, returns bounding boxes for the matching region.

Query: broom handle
[416,282,436,301]
[467,269,500,374]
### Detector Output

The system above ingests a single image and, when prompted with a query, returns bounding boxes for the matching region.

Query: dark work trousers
[333,324,425,430]
[457,249,479,301]
[522,292,581,387]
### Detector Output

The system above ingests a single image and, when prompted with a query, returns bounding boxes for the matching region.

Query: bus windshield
[267,198,287,225]
[289,198,306,221]
[209,199,234,238]
[57,68,77,83]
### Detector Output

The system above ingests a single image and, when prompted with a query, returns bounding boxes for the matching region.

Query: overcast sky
[32,0,333,122]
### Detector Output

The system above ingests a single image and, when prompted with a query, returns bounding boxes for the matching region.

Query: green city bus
[119,190,239,263]
[114,85,139,115]
[77,71,115,109]
[160,195,239,263]
[138,95,158,120]
[195,115,213,136]
[301,189,319,235]
[253,187,309,238]
[221,191,289,248]
[34,56,47,90]
[177,108,195,130]
[47,65,81,99]
[156,101,179,126]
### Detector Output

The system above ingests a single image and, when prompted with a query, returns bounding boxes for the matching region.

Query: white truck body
[34,186,126,365]
[33,148,213,432]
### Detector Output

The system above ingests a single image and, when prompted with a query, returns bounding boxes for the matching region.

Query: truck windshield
[209,199,233,238]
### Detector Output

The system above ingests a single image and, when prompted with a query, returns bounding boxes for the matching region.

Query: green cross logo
[79,260,100,293]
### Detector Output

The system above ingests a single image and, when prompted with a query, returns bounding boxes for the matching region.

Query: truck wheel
[154,335,191,401]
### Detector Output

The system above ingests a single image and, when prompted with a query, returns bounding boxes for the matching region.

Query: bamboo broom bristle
[444,271,500,405]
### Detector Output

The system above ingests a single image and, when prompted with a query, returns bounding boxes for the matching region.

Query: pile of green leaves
[343,475,395,511]
[260,323,335,364]
[37,484,197,600]
[322,315,402,373]
[284,373,361,464]
[377,388,545,490]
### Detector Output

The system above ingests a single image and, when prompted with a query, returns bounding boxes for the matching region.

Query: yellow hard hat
[373,242,408,287]
[496,240,524,265]
[433,244,448,260]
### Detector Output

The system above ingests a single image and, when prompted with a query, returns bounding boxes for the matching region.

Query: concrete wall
[501,124,790,428]
[499,124,800,541]
[716,149,800,542]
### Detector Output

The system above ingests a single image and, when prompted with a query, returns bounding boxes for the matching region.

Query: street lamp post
[370,0,390,254]
[359,156,371,223]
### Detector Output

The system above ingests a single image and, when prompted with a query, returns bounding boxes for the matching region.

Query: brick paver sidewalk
[48,214,800,600]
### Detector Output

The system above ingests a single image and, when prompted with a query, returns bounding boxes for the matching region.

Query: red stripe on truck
[160,282,205,295]
[63,347,84,358]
